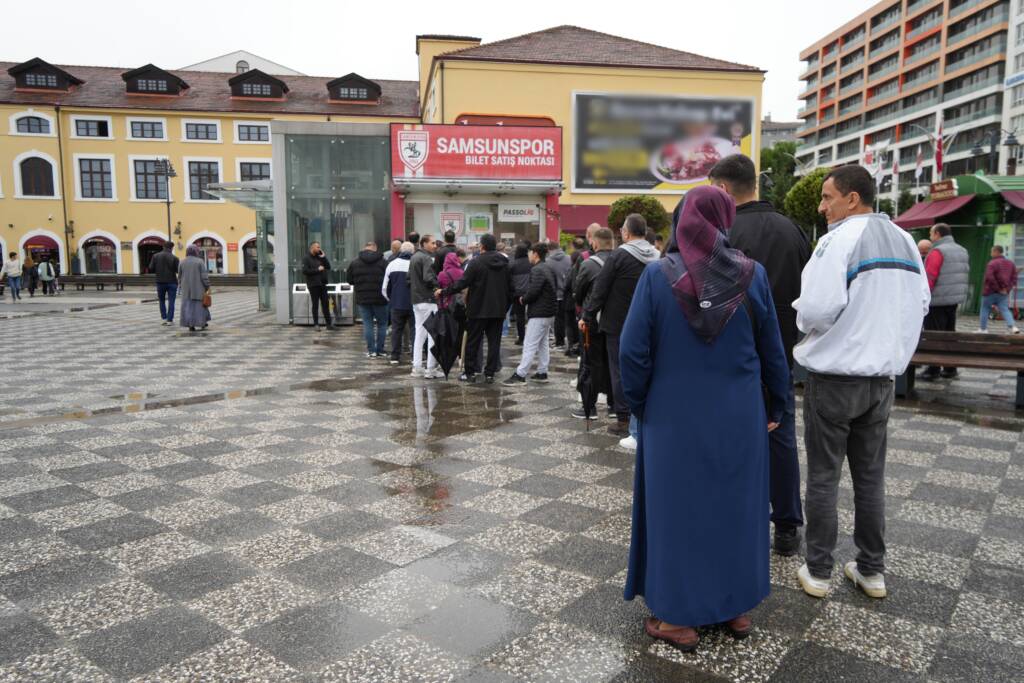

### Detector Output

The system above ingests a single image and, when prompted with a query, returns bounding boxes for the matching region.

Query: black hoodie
[442,250,512,319]
[346,250,388,306]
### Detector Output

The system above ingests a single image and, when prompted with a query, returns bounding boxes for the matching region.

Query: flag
[915,145,924,181]
[892,156,899,193]
[935,121,944,180]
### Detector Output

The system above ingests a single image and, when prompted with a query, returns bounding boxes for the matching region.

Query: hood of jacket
[620,239,660,264]
[442,251,464,273]
[478,250,509,270]
[548,249,568,263]
[358,250,383,265]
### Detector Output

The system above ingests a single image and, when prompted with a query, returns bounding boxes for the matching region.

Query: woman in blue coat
[620,185,790,651]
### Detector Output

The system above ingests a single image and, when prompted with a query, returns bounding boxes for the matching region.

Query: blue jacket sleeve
[752,267,790,424]
[618,264,656,419]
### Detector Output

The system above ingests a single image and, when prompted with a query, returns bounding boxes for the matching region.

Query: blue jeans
[157,283,178,321]
[628,414,637,440]
[980,292,1016,331]
[359,304,389,354]
[770,381,804,529]
[6,276,21,300]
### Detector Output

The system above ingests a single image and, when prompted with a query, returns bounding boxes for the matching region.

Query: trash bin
[328,283,355,326]
[291,283,313,325]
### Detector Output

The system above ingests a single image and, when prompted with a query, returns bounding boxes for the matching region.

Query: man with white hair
[382,241,415,366]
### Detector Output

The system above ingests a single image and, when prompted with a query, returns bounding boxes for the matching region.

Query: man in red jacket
[979,245,1019,334]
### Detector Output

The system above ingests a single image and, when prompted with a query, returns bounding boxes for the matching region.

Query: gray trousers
[516,317,553,377]
[804,373,893,579]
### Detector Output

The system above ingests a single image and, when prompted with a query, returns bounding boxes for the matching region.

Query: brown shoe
[725,613,752,639]
[608,419,630,437]
[644,617,698,652]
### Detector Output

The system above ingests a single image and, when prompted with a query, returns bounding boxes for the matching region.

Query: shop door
[194,238,223,274]
[24,236,60,272]
[83,237,117,273]
[138,237,165,274]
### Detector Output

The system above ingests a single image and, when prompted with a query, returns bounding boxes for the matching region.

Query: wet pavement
[0,289,1022,681]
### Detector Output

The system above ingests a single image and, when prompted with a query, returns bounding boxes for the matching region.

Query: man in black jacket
[571,227,615,418]
[581,214,660,435]
[301,241,332,330]
[346,241,389,358]
[504,242,558,385]
[148,241,180,326]
[710,153,811,557]
[438,233,512,383]
[433,230,458,274]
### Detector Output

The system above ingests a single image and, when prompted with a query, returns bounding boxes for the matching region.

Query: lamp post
[153,159,176,243]
[1005,132,1020,176]
[971,130,1014,175]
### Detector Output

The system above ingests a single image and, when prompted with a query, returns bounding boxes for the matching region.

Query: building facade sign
[497,203,540,222]
[391,124,562,180]
[930,179,957,201]
[572,92,755,194]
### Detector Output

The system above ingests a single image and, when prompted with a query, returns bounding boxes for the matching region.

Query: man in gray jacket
[921,223,969,380]
[409,234,441,379]
[546,242,572,349]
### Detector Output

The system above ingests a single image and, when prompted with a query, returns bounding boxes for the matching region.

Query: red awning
[894,194,974,229]
[1001,190,1024,210]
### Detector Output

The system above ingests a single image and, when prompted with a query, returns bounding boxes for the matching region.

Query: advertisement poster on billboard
[573,92,755,194]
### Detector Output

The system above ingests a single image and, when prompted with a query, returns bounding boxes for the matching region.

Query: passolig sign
[391,124,562,180]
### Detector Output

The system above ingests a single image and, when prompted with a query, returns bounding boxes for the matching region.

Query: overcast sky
[6,0,873,121]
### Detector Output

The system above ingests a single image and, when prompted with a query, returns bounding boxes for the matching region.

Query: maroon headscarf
[663,185,755,343]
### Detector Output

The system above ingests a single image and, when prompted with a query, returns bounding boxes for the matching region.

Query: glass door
[256,212,275,312]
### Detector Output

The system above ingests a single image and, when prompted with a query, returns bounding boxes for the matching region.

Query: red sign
[929,180,956,201]
[391,124,562,181]
[227,242,238,252]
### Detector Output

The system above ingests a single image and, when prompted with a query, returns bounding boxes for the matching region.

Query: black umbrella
[423,308,461,379]
[577,326,600,431]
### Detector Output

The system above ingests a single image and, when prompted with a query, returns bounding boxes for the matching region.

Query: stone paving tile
[186,575,319,634]
[31,577,172,638]
[486,621,633,682]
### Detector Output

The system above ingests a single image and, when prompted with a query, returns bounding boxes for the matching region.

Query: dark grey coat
[178,256,210,301]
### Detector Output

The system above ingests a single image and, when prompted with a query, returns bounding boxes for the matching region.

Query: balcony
[944,105,1002,128]
[839,82,865,97]
[867,88,898,104]
[906,15,943,40]
[819,128,836,142]
[797,121,817,133]
[949,0,986,19]
[869,64,899,83]
[842,36,865,54]
[871,12,900,33]
[900,98,940,117]
[947,9,1010,45]
[865,107,903,127]
[904,43,940,67]
[945,44,1007,74]
[906,0,940,16]
[869,40,900,59]
[798,104,817,117]
[839,103,862,117]
[904,70,939,90]
[841,59,865,76]
[943,74,1002,100]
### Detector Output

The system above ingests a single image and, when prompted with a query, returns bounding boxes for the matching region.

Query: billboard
[391,124,562,181]
[572,92,755,194]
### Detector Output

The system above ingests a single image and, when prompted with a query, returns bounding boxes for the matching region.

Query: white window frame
[126,116,168,142]
[13,150,60,199]
[235,157,272,182]
[73,153,118,202]
[183,156,224,203]
[69,115,115,140]
[232,120,271,145]
[8,109,56,137]
[180,118,222,144]
[128,154,174,203]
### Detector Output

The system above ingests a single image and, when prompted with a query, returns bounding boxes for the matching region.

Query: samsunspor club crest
[398,130,429,176]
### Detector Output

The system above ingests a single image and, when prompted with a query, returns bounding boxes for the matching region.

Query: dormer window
[121,64,188,96]
[326,73,381,103]
[7,58,83,92]
[229,69,288,99]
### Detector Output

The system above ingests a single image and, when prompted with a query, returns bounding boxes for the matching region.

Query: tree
[607,195,671,237]
[897,189,915,216]
[759,141,798,210]
[783,167,829,237]
[878,198,895,217]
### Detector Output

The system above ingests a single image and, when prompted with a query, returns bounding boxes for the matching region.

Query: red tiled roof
[440,25,762,73]
[0,62,420,118]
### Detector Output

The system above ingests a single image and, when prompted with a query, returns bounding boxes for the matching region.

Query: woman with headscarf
[178,244,211,332]
[436,249,466,311]
[620,185,789,651]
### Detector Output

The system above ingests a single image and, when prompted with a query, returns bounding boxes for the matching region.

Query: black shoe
[502,373,526,385]
[940,369,959,379]
[773,526,800,557]
[484,375,495,384]
[918,369,940,381]
[390,358,400,365]
[530,373,549,383]
[571,407,598,420]
[514,339,524,346]
[459,373,477,383]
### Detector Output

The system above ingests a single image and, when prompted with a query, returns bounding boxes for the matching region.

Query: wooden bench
[61,276,126,291]
[896,330,1024,408]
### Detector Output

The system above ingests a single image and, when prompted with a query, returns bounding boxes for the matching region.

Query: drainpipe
[54,104,72,273]
[440,62,445,123]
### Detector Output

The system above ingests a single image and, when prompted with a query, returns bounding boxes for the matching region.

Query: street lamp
[153,159,176,243]
[1005,132,1021,176]
[971,130,1009,175]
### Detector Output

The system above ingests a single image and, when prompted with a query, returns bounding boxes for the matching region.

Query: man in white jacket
[793,165,930,601]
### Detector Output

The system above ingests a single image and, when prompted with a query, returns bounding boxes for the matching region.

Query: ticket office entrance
[404,198,546,249]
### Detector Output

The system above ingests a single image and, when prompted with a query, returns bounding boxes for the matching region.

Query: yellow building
[0,59,418,275]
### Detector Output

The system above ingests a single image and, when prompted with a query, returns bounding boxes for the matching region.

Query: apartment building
[797,0,1015,196]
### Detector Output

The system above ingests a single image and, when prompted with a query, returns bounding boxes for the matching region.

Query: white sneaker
[1013,327,1021,335]
[410,367,425,378]
[797,564,830,598]
[424,368,443,379]
[618,435,637,450]
[844,561,886,598]
[975,328,989,334]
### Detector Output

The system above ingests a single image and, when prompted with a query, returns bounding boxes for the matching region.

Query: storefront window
[138,236,165,274]
[193,237,224,274]
[83,236,117,273]
[284,133,390,300]
[406,202,544,249]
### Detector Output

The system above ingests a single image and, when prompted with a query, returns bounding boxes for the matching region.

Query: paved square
[0,289,1022,681]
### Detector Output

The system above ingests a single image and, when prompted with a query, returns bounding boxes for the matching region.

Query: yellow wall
[0,104,416,273]
[435,60,764,214]
[416,37,480,108]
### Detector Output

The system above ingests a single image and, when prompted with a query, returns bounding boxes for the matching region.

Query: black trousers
[565,299,580,350]
[390,308,412,360]
[308,285,331,327]
[605,333,628,420]
[553,299,566,346]
[923,304,958,373]
[511,301,526,342]
[465,318,503,377]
